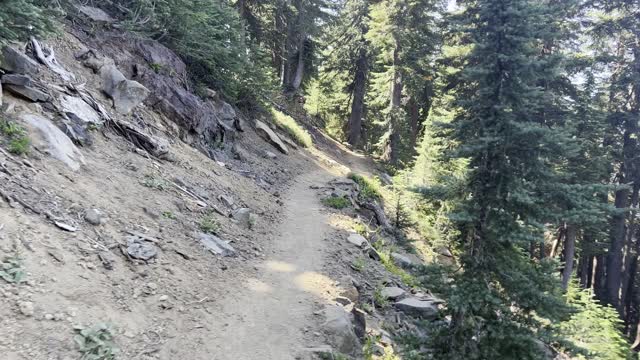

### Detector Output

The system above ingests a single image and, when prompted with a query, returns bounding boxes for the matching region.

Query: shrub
[0,0,59,44]
[199,214,220,234]
[74,323,118,360]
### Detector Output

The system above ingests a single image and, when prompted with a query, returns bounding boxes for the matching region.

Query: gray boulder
[0,46,39,75]
[21,114,85,170]
[390,252,423,269]
[347,233,369,248]
[84,208,103,225]
[255,120,288,154]
[323,305,360,356]
[199,233,236,257]
[231,208,255,229]
[101,64,149,114]
[395,298,438,319]
[75,5,115,23]
[380,287,406,301]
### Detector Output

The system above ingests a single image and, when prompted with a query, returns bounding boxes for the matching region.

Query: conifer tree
[428,0,581,357]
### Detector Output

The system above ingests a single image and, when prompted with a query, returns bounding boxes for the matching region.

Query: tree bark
[561,224,577,290]
[347,48,368,148]
[291,35,306,90]
[382,41,403,165]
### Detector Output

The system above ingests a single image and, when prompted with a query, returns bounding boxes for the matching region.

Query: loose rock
[232,208,254,229]
[4,84,49,102]
[218,194,234,208]
[84,208,103,225]
[101,64,150,114]
[347,233,369,248]
[18,301,34,317]
[126,237,158,261]
[199,233,236,257]
[395,297,438,319]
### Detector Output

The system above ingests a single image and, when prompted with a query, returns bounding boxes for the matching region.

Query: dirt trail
[209,167,340,359]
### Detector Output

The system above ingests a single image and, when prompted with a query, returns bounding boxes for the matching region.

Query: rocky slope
[0,6,444,360]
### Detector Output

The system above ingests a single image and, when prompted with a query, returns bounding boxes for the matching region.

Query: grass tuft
[0,118,30,155]
[74,323,118,360]
[322,196,351,209]
[349,173,382,201]
[271,108,312,148]
[199,214,220,234]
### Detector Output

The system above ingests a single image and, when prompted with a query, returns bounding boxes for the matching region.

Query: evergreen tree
[427,0,582,357]
[0,0,58,43]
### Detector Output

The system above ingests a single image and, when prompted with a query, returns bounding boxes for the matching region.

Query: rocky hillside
[0,6,448,360]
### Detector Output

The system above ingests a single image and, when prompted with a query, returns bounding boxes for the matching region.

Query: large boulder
[255,120,288,154]
[323,305,361,356]
[21,114,85,171]
[0,46,39,75]
[100,65,149,114]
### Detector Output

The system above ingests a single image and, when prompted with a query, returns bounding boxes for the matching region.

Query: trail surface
[211,168,338,359]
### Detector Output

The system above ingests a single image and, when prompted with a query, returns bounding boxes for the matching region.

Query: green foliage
[141,174,168,190]
[373,286,389,307]
[351,256,366,272]
[74,323,118,360]
[0,254,26,284]
[322,196,351,209]
[549,282,632,360]
[378,251,418,287]
[105,0,273,104]
[349,173,382,201]
[0,118,31,155]
[270,108,312,148]
[199,214,220,234]
[0,0,59,43]
[162,211,176,220]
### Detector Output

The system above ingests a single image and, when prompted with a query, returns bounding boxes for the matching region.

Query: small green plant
[373,286,390,307]
[162,211,176,219]
[351,256,366,272]
[322,196,351,209]
[199,214,220,234]
[74,323,118,360]
[379,251,419,287]
[149,62,163,73]
[141,174,168,190]
[318,352,350,360]
[0,254,26,283]
[352,221,368,236]
[349,173,382,201]
[270,108,313,148]
[248,215,256,230]
[0,119,30,155]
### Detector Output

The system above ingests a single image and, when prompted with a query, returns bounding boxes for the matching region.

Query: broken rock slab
[199,233,236,257]
[60,95,103,125]
[101,64,149,114]
[75,4,115,22]
[255,120,288,154]
[126,238,158,261]
[4,84,49,102]
[0,46,40,75]
[21,114,85,171]
[1,74,33,86]
[231,208,255,229]
[395,297,438,319]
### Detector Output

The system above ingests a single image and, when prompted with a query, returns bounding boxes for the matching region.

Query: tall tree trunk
[291,35,306,90]
[561,224,577,290]
[382,41,403,165]
[594,254,607,300]
[407,97,420,152]
[347,48,368,148]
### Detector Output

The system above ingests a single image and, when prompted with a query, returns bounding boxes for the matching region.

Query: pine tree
[428,0,581,357]
[0,0,58,43]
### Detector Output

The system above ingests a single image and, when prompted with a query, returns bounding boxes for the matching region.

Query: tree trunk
[550,225,565,258]
[382,41,403,165]
[594,254,607,300]
[407,97,420,153]
[291,35,306,90]
[347,48,367,148]
[561,224,577,290]
[607,185,630,309]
